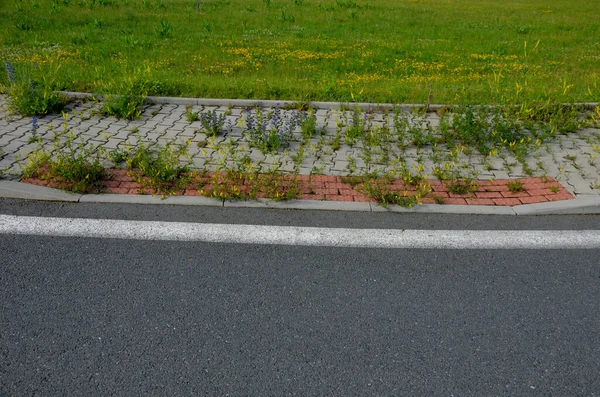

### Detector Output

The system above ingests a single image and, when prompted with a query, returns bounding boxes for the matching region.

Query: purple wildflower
[245,110,255,131]
[5,61,16,83]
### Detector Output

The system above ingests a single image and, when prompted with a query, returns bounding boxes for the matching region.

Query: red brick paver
[493,198,522,206]
[465,198,495,205]
[20,172,575,207]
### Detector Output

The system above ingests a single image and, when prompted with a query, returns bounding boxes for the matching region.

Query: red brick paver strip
[106,187,129,194]
[483,185,510,192]
[444,198,468,205]
[501,191,531,198]
[545,193,575,201]
[475,192,503,199]
[21,178,49,186]
[493,198,522,206]
[519,196,549,204]
[20,172,575,207]
[526,188,556,196]
[465,198,495,205]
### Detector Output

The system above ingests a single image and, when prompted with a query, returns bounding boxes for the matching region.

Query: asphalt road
[1,199,600,396]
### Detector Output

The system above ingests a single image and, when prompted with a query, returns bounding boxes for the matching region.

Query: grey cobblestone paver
[1,95,600,196]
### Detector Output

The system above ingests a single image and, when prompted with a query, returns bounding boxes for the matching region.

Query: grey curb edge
[3,180,600,215]
[79,194,225,207]
[0,180,82,202]
[58,92,600,112]
[224,198,372,212]
[513,195,600,215]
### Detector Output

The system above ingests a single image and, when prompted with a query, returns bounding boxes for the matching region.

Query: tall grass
[1,0,599,104]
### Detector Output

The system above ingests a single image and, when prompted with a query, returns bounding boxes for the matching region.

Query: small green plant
[199,166,300,202]
[367,187,421,208]
[397,162,428,187]
[242,107,300,152]
[516,102,581,133]
[199,109,227,136]
[156,20,173,38]
[549,185,560,193]
[290,144,306,170]
[71,32,88,45]
[15,21,32,31]
[433,195,445,204]
[4,61,66,116]
[507,180,523,193]
[27,117,41,144]
[360,175,430,208]
[344,108,368,146]
[331,132,341,151]
[185,107,199,123]
[447,106,491,152]
[119,139,192,195]
[283,101,310,111]
[408,118,433,148]
[108,148,128,166]
[447,181,477,195]
[279,7,295,22]
[340,175,363,188]
[434,160,478,195]
[336,0,358,8]
[22,114,106,193]
[100,75,147,120]
[564,154,577,162]
[258,170,300,201]
[299,109,318,139]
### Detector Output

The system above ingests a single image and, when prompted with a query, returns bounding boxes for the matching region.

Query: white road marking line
[0,214,599,249]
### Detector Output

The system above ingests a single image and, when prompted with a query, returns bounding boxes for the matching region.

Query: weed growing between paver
[16,103,597,205]
[99,76,147,120]
[22,113,106,193]
[198,170,302,201]
[241,107,305,152]
[110,139,192,195]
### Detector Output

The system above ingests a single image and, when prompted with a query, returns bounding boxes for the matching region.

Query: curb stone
[0,180,81,202]
[513,195,600,215]
[79,194,225,207]
[2,180,600,215]
[224,198,372,212]
[372,203,517,215]
[58,92,600,112]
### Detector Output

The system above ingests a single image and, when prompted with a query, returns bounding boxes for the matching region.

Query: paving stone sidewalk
[1,95,599,197]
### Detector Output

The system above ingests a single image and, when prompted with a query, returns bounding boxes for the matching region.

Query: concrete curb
[513,195,600,215]
[58,92,600,112]
[0,180,82,202]
[224,198,372,212]
[373,203,517,215]
[2,180,600,215]
[79,194,225,207]
[59,91,442,112]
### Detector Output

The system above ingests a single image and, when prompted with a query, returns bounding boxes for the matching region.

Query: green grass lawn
[1,0,599,104]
